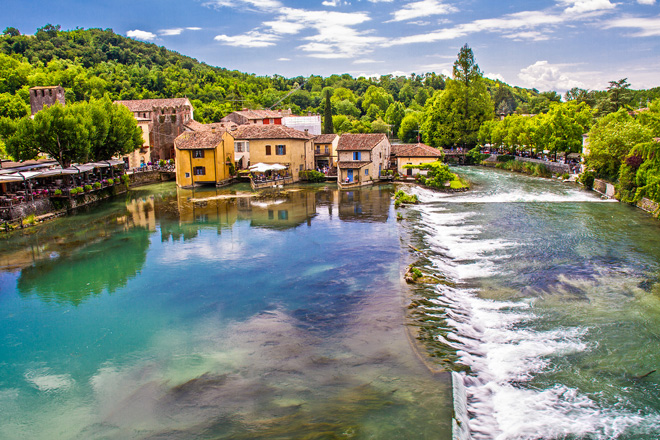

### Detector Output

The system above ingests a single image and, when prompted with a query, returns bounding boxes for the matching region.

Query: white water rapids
[404,169,660,440]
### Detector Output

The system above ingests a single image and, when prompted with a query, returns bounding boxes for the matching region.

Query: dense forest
[1,25,660,204]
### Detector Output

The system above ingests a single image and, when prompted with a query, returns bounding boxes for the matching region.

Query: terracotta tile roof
[391,143,443,158]
[233,124,312,140]
[114,98,192,112]
[314,134,338,144]
[184,120,238,132]
[233,109,285,120]
[174,130,228,150]
[337,133,387,151]
[337,161,371,169]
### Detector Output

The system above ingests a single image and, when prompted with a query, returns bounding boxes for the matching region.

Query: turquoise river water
[1,168,660,439]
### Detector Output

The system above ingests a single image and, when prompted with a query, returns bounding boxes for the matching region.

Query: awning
[249,163,288,173]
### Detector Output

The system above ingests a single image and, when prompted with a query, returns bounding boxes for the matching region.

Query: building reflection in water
[338,185,392,223]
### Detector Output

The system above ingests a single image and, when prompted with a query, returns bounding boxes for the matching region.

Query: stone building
[115,98,194,161]
[336,133,391,188]
[29,86,65,115]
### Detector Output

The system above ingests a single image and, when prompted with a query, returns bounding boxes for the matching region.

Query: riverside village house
[390,142,444,177]
[313,134,339,173]
[115,98,194,162]
[232,125,314,183]
[336,133,391,188]
[174,126,235,188]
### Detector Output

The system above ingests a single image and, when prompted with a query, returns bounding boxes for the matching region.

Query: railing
[251,176,293,190]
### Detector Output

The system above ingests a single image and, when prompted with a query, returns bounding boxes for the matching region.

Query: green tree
[584,109,652,180]
[385,102,405,137]
[398,111,423,143]
[0,92,29,118]
[422,45,493,148]
[323,88,334,134]
[544,101,594,158]
[7,102,90,167]
[361,85,393,117]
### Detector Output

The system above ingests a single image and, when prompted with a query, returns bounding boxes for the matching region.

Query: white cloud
[214,30,280,47]
[204,0,282,11]
[605,15,660,36]
[322,0,340,5]
[485,72,506,82]
[353,58,384,64]
[277,57,291,61]
[637,0,655,4]
[187,27,202,31]
[126,30,156,41]
[518,61,584,91]
[388,0,457,23]
[502,30,552,41]
[160,28,184,36]
[558,0,616,14]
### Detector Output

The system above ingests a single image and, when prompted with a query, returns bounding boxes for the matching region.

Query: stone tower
[29,86,66,115]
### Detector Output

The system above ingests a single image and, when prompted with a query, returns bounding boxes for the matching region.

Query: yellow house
[390,143,443,177]
[174,129,235,188]
[313,134,339,171]
[233,125,314,182]
[122,118,152,169]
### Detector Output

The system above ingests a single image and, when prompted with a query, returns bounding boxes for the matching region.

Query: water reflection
[339,185,392,222]
[17,229,150,305]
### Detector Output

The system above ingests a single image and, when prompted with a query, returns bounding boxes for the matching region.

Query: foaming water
[406,167,660,439]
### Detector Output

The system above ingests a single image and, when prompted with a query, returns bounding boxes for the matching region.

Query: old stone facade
[29,86,66,115]
[115,98,194,162]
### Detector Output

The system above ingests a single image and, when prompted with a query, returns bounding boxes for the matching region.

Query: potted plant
[93,182,101,190]
[84,184,93,192]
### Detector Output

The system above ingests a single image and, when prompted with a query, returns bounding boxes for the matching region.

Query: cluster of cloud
[127,27,201,41]
[124,0,659,90]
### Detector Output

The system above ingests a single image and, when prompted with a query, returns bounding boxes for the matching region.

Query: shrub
[579,170,596,190]
[158,159,166,167]
[299,170,325,183]
[84,184,93,192]
[22,214,36,226]
[54,189,62,196]
[497,154,515,163]
[394,190,419,208]
[121,174,130,188]
[93,182,101,189]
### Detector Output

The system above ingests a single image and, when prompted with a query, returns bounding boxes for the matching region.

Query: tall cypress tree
[323,89,334,134]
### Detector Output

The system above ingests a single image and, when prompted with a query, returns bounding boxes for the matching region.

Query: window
[193,150,204,158]
[365,168,369,176]
[353,151,361,160]
[265,145,272,155]
[235,141,249,152]
[299,164,303,172]
[269,118,274,124]
[268,210,274,219]
[325,146,329,154]
[276,145,286,155]
[193,166,206,176]
[278,210,288,220]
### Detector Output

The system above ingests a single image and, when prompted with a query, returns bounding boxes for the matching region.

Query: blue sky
[4,0,660,92]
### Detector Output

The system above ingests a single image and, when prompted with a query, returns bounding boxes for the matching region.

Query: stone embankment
[1,171,174,226]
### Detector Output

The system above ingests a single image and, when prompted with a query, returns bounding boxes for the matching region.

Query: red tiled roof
[391,143,443,158]
[233,109,285,120]
[337,161,371,169]
[233,124,312,140]
[174,130,228,150]
[114,98,192,112]
[314,134,338,144]
[184,120,238,132]
[337,133,387,151]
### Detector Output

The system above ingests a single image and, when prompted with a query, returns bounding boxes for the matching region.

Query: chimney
[211,127,216,133]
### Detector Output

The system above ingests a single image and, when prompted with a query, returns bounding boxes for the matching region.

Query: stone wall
[637,197,660,217]
[514,157,571,174]
[593,179,616,198]
[129,170,175,187]
[1,198,53,221]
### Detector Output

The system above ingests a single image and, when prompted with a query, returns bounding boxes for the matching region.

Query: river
[1,169,660,440]
[0,182,451,439]
[401,166,660,439]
